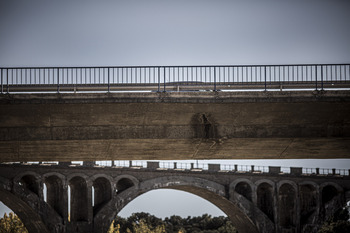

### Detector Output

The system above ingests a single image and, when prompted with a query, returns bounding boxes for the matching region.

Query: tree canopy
[112,212,237,233]
[0,213,28,233]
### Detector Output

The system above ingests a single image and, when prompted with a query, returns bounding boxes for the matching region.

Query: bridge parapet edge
[1,161,349,178]
[1,90,350,104]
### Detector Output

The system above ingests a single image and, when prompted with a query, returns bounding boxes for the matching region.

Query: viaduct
[0,161,349,233]
[0,64,350,232]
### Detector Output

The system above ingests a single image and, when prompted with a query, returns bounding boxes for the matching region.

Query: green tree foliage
[126,219,166,233]
[108,220,120,233]
[1,211,235,233]
[318,205,350,233]
[0,213,28,233]
[110,212,236,233]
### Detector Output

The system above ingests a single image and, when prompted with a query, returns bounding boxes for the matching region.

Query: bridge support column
[67,176,93,233]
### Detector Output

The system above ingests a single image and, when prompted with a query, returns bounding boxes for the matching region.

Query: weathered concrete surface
[0,91,349,161]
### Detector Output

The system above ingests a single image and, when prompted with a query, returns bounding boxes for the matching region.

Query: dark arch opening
[235,182,252,201]
[19,175,40,196]
[300,184,317,226]
[118,189,226,218]
[322,185,338,204]
[93,177,112,216]
[257,182,274,222]
[278,183,296,228]
[113,182,263,233]
[45,175,65,218]
[69,177,88,222]
[322,184,343,222]
[116,178,134,194]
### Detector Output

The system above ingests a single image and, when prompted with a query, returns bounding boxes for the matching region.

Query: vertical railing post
[321,65,324,90]
[264,66,267,91]
[108,68,110,93]
[57,68,60,93]
[214,67,217,91]
[163,67,166,92]
[7,69,9,93]
[157,67,160,92]
[1,68,2,94]
[315,65,318,91]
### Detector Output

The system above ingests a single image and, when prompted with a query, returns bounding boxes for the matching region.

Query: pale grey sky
[1,0,350,67]
[1,0,350,221]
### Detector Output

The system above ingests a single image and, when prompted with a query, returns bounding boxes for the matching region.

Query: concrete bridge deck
[0,90,349,162]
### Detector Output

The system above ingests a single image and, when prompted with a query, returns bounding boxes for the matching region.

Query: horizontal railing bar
[1,63,350,69]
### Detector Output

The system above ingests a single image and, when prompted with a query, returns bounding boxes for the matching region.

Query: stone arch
[230,179,254,202]
[256,180,275,223]
[90,174,113,216]
[91,175,138,233]
[277,180,298,191]
[320,182,342,204]
[115,175,138,194]
[108,176,263,233]
[0,177,49,233]
[320,182,344,221]
[68,176,89,222]
[299,181,319,228]
[277,182,297,230]
[14,171,42,198]
[43,174,66,219]
[0,188,49,233]
[43,172,66,183]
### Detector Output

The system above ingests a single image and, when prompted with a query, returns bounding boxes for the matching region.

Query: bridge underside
[1,138,349,161]
[0,91,349,162]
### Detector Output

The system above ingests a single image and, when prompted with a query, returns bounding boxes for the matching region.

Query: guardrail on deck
[3,161,349,176]
[1,64,349,93]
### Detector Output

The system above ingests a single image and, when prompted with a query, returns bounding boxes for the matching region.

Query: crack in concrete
[192,139,203,159]
[279,139,294,158]
[105,141,112,158]
[209,140,216,149]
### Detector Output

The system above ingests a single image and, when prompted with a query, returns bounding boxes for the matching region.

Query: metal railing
[2,160,349,176]
[1,64,349,93]
[101,161,350,176]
